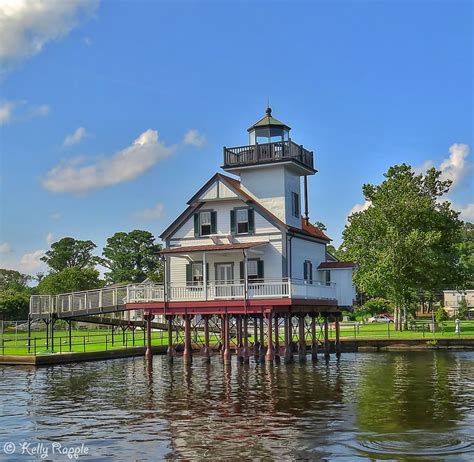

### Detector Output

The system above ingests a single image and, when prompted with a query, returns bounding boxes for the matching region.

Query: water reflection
[1,352,474,460]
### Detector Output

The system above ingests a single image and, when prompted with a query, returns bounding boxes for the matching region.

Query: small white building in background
[157,109,357,310]
[443,290,474,317]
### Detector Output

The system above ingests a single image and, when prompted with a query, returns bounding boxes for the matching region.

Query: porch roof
[159,241,268,255]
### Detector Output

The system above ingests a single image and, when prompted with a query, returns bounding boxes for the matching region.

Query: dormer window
[291,192,300,218]
[194,211,217,237]
[231,208,255,235]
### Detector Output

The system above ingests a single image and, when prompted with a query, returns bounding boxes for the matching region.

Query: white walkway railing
[30,279,337,317]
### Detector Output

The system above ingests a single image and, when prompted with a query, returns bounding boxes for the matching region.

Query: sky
[0,0,472,276]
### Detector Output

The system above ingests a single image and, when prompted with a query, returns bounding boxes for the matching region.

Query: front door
[215,263,234,297]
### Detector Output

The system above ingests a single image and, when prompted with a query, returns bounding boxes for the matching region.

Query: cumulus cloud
[42,129,176,194]
[450,202,474,222]
[19,250,46,272]
[46,232,54,246]
[63,126,87,146]
[0,0,99,71]
[348,200,371,217]
[133,202,165,221]
[0,242,12,253]
[0,101,14,124]
[183,129,207,148]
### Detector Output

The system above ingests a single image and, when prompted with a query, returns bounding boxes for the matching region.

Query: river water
[1,351,474,461]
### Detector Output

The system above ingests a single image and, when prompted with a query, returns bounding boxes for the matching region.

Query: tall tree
[41,237,97,272]
[37,267,103,295]
[457,222,474,289]
[98,230,162,284]
[342,164,463,330]
[0,269,31,289]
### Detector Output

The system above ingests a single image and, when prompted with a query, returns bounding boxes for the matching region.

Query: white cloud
[63,126,87,146]
[0,101,14,124]
[46,232,54,246]
[417,143,470,190]
[50,212,62,220]
[42,129,176,194]
[0,0,99,71]
[133,202,165,221]
[19,250,46,272]
[29,103,50,118]
[348,200,371,218]
[0,242,12,253]
[183,129,207,148]
[450,202,474,222]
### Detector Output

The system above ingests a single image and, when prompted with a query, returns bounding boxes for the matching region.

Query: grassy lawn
[2,321,474,357]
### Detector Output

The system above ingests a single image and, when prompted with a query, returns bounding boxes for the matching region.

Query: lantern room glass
[249,127,289,145]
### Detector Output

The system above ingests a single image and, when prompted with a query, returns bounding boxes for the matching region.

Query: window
[291,192,300,218]
[247,260,258,280]
[304,260,313,283]
[200,211,211,236]
[230,208,254,235]
[192,263,203,284]
[237,209,249,234]
[194,211,217,237]
[325,270,331,286]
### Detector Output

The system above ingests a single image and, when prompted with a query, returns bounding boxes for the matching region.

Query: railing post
[99,289,103,308]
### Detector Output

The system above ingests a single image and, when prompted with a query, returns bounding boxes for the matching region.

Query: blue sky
[0,0,472,275]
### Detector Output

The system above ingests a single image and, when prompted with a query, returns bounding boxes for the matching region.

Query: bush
[358,297,393,318]
[435,307,449,323]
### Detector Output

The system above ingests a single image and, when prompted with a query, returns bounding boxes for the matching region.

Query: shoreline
[2,338,474,366]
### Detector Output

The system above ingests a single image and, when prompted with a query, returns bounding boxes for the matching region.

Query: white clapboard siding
[290,236,326,281]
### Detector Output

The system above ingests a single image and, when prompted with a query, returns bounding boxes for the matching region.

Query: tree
[0,269,31,289]
[0,288,30,320]
[458,297,469,319]
[362,297,393,317]
[41,237,97,272]
[342,164,463,330]
[457,222,474,289]
[313,221,327,232]
[97,230,162,284]
[37,267,103,295]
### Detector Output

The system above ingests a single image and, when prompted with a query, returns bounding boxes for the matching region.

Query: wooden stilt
[223,314,231,364]
[167,315,175,362]
[265,313,275,361]
[145,314,153,360]
[183,314,192,363]
[202,315,211,361]
[283,313,292,363]
[259,315,265,357]
[243,316,250,362]
[274,314,280,359]
[298,315,306,361]
[253,314,259,357]
[324,314,330,359]
[311,314,318,361]
[236,315,244,361]
[335,313,341,358]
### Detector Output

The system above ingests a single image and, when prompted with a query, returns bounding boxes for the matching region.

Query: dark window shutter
[248,209,255,234]
[304,262,308,281]
[257,260,264,279]
[230,209,236,234]
[240,261,244,281]
[194,214,199,237]
[205,263,209,283]
[210,211,217,234]
[309,262,313,283]
[186,263,192,285]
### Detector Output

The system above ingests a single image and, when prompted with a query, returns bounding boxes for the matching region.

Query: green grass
[1,321,473,357]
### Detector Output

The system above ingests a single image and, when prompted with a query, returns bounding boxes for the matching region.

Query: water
[1,352,474,461]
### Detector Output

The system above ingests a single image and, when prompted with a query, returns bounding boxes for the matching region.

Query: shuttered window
[304,260,313,283]
[194,211,217,237]
[291,192,300,218]
[231,208,255,235]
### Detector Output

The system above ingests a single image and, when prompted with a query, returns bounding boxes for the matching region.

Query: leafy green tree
[435,306,449,323]
[457,222,474,289]
[37,267,103,295]
[41,237,97,272]
[458,297,469,319]
[313,221,327,232]
[342,164,463,330]
[0,287,30,320]
[0,268,31,289]
[362,297,393,316]
[97,230,162,284]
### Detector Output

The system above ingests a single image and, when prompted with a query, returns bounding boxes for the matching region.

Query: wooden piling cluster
[144,311,342,364]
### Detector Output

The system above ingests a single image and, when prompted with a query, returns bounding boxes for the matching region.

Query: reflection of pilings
[253,315,259,357]
[236,315,244,362]
[265,313,275,362]
[335,313,341,358]
[223,314,231,364]
[311,314,318,361]
[324,314,330,359]
[167,315,175,362]
[284,313,292,363]
[259,315,265,358]
[183,314,192,363]
[298,315,306,361]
